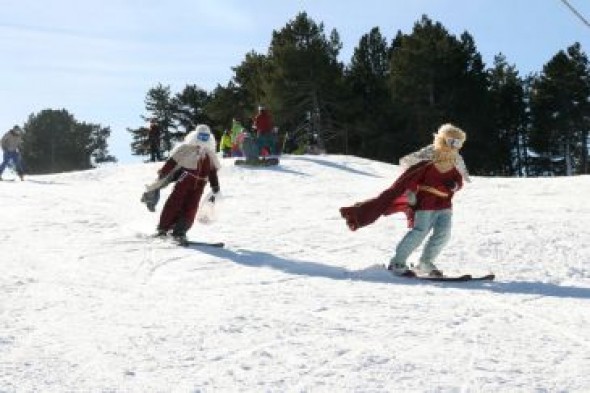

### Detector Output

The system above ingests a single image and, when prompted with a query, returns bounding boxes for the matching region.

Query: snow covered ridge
[2,155,589,392]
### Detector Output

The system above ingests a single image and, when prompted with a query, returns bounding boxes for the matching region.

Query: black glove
[208,190,220,203]
[443,180,457,191]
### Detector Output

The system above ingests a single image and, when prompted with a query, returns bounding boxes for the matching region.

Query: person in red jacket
[153,124,221,244]
[340,123,469,278]
[252,105,275,156]
[389,124,467,277]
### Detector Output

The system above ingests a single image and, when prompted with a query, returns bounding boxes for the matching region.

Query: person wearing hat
[144,124,221,244]
[0,126,25,181]
[340,123,470,278]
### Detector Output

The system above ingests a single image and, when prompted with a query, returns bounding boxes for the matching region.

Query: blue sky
[2,0,589,163]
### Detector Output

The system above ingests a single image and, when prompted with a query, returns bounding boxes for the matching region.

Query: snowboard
[381,265,494,282]
[235,157,279,167]
[410,273,495,282]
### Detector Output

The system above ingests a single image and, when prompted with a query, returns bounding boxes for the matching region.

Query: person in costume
[144,124,221,244]
[339,123,470,277]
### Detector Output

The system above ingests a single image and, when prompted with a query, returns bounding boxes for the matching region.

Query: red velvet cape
[339,161,431,231]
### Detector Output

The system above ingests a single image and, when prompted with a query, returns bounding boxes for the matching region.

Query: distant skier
[143,124,221,244]
[220,129,233,158]
[230,118,244,157]
[0,126,25,181]
[340,123,470,278]
[147,119,162,162]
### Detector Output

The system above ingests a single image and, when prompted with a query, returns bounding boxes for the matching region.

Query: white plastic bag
[196,191,220,224]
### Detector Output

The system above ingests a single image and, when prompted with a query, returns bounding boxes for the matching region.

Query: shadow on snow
[232,160,309,176]
[193,246,590,300]
[291,156,383,178]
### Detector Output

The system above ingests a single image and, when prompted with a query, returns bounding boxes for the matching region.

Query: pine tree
[388,16,492,172]
[22,109,115,174]
[529,43,590,175]
[267,12,346,152]
[344,27,395,160]
[488,54,528,175]
[171,84,212,134]
[128,83,176,159]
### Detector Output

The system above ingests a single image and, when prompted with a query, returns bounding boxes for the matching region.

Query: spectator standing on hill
[0,126,25,181]
[147,119,162,162]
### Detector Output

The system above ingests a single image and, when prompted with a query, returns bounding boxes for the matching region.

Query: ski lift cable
[560,0,590,29]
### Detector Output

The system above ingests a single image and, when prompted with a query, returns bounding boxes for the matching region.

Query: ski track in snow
[1,155,589,392]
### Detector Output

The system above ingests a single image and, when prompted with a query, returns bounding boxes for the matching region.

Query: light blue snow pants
[391,209,453,266]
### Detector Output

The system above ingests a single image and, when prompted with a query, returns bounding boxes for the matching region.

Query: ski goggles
[197,131,210,142]
[445,137,463,149]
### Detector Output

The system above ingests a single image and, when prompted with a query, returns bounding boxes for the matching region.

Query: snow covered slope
[1,155,589,392]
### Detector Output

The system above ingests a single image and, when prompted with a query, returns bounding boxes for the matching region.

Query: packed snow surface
[1,154,589,392]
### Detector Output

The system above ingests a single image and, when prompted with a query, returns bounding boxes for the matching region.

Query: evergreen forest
[129,13,590,176]
[17,13,590,176]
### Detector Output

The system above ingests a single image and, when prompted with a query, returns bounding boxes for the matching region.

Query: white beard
[170,143,221,171]
[170,144,205,170]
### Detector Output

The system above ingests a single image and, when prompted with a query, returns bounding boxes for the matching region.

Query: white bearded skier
[141,124,221,244]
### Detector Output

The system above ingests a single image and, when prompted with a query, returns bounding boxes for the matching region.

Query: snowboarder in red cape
[144,124,221,244]
[339,123,471,278]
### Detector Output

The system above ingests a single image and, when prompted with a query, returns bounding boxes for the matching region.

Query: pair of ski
[152,235,224,248]
[180,240,225,248]
[178,240,225,248]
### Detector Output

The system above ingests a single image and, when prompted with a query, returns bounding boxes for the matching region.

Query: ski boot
[387,261,416,277]
[171,232,188,246]
[414,261,443,278]
[154,228,168,238]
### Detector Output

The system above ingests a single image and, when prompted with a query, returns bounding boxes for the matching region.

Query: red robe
[157,154,219,233]
[339,161,431,231]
